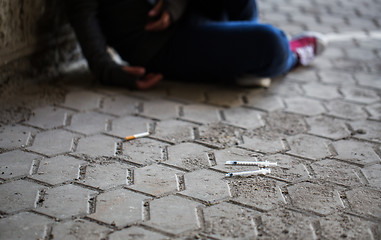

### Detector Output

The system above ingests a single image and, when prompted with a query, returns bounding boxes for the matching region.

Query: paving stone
[348,120,381,143]
[345,187,381,219]
[262,111,308,136]
[146,195,200,235]
[167,83,207,103]
[166,142,211,171]
[51,219,110,240]
[75,135,117,158]
[36,184,97,219]
[346,48,379,61]
[89,189,149,227]
[229,177,286,211]
[66,112,109,135]
[240,135,287,154]
[109,226,167,240]
[222,107,265,129]
[259,208,316,240]
[354,72,381,90]
[181,104,220,124]
[318,70,356,85]
[61,91,103,111]
[122,138,169,166]
[79,161,129,190]
[127,164,181,196]
[332,139,380,165]
[0,180,42,213]
[244,91,285,112]
[100,95,139,116]
[262,154,310,183]
[361,164,381,189]
[197,123,243,149]
[284,97,326,116]
[366,103,381,121]
[153,120,195,144]
[340,85,380,104]
[325,100,368,120]
[107,116,151,139]
[286,69,319,83]
[287,134,333,160]
[302,82,341,100]
[0,124,34,150]
[31,155,86,185]
[180,169,230,203]
[202,202,260,239]
[287,182,344,215]
[0,150,41,179]
[205,89,244,107]
[0,212,52,240]
[212,147,261,173]
[268,82,304,97]
[319,213,378,240]
[140,99,180,120]
[27,129,78,157]
[311,159,362,186]
[306,115,351,140]
[25,106,73,129]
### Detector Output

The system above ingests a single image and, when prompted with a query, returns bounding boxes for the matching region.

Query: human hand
[145,0,171,31]
[122,66,162,90]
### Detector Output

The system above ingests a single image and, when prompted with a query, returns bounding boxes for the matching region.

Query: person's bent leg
[224,0,258,21]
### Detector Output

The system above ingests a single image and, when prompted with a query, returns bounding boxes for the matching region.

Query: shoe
[290,31,328,66]
[235,75,272,88]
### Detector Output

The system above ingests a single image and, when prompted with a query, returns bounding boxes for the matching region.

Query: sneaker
[235,75,272,88]
[290,31,328,66]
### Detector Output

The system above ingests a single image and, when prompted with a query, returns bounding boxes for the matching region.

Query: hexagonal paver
[229,177,286,211]
[31,155,86,185]
[181,104,220,124]
[318,70,356,85]
[268,82,303,97]
[197,123,243,148]
[306,115,351,140]
[264,111,308,136]
[127,164,181,196]
[259,208,316,239]
[61,91,102,111]
[287,182,344,215]
[332,139,380,165]
[244,92,285,112]
[361,164,381,189]
[25,106,73,129]
[27,129,78,157]
[146,195,200,235]
[311,159,362,186]
[349,120,381,143]
[240,135,287,153]
[206,89,244,107]
[79,161,129,190]
[287,134,333,160]
[36,184,97,219]
[153,120,195,144]
[222,107,265,129]
[345,187,381,218]
[354,72,381,90]
[122,138,169,166]
[140,99,180,120]
[88,189,149,227]
[284,97,325,116]
[325,100,368,120]
[100,95,139,116]
[167,83,207,103]
[212,147,261,173]
[107,116,151,139]
[109,226,167,240]
[0,150,41,179]
[302,82,341,100]
[0,124,35,150]
[340,85,380,104]
[180,169,230,203]
[166,142,211,171]
[202,202,261,239]
[0,180,42,213]
[0,212,52,240]
[74,135,118,158]
[366,103,381,121]
[66,112,109,135]
[319,213,378,240]
[51,219,109,240]
[286,69,319,83]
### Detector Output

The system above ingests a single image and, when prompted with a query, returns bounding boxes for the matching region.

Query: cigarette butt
[225,168,271,177]
[125,132,150,141]
[225,161,277,167]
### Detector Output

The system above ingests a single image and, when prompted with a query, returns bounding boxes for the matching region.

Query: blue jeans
[148,0,297,82]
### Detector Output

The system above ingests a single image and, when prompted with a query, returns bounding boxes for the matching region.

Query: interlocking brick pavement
[1,0,381,238]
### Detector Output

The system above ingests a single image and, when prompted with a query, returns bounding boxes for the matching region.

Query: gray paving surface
[1,0,381,239]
